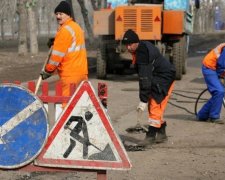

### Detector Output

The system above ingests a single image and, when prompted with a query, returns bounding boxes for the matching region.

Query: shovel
[126,109,148,133]
[34,47,52,94]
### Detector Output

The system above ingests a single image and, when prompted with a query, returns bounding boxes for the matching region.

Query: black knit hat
[54,1,71,16]
[122,29,139,44]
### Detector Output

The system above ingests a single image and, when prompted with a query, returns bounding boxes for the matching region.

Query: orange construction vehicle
[93,0,197,80]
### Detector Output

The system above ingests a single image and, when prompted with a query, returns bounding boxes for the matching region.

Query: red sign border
[35,81,131,170]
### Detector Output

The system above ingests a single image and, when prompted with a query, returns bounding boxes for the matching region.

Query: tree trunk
[26,0,38,55]
[17,0,28,55]
[90,0,98,10]
[47,2,52,37]
[100,0,107,8]
[77,0,94,44]
[0,19,4,40]
[208,1,215,32]
[11,16,15,39]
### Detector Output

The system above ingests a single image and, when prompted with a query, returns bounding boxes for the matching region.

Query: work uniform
[134,41,176,128]
[197,43,225,120]
[45,18,88,108]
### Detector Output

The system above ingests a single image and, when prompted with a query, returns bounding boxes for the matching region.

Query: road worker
[122,29,176,148]
[197,44,225,124]
[41,1,88,109]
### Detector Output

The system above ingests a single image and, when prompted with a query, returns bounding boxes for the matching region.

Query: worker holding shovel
[122,29,176,148]
[40,1,88,111]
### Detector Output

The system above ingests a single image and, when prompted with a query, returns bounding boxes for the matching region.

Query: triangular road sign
[35,81,131,170]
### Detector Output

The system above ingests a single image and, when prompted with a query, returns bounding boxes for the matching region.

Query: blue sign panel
[0,84,49,169]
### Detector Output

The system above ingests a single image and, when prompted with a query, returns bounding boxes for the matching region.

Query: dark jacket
[135,41,176,104]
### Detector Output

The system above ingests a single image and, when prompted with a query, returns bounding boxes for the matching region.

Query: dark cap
[122,29,139,44]
[54,1,71,16]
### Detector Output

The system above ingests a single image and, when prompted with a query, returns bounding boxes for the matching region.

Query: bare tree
[97,0,107,9]
[90,0,98,10]
[193,0,225,34]
[0,1,7,40]
[77,0,94,44]
[46,1,56,37]
[17,0,28,55]
[0,0,17,40]
[207,0,215,33]
[26,0,38,55]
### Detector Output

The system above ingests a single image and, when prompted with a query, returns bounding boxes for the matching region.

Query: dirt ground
[1,33,225,180]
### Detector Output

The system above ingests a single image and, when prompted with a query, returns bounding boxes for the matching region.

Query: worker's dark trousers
[197,66,225,120]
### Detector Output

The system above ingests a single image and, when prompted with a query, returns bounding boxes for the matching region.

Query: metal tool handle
[137,109,148,132]
[34,47,52,95]
[64,125,103,151]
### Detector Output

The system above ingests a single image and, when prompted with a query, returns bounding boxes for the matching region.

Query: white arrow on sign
[0,100,42,144]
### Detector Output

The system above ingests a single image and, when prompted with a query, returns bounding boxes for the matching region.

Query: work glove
[47,37,55,48]
[219,72,225,85]
[137,102,147,112]
[220,77,225,85]
[40,70,52,80]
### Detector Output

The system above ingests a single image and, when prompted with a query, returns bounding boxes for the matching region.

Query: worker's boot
[137,126,157,148]
[155,122,168,143]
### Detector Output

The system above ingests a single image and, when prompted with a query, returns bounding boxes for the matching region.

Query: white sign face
[35,81,131,170]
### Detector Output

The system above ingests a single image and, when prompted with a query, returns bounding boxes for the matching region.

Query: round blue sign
[0,84,49,169]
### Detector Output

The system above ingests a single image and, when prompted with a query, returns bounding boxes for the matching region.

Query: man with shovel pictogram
[63,111,101,159]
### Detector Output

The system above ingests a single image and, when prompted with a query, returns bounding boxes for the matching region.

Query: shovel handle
[137,109,142,124]
[137,109,148,132]
[34,75,42,94]
[64,125,103,152]
[34,47,52,95]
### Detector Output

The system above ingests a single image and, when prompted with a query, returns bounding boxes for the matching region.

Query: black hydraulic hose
[194,89,208,116]
[168,89,208,116]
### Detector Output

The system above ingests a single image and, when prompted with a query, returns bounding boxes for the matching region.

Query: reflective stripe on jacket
[202,43,225,70]
[45,18,88,77]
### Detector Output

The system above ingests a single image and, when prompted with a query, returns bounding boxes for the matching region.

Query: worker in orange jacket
[197,43,225,124]
[41,1,88,109]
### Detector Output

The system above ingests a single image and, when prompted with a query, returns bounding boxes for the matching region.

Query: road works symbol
[0,84,49,169]
[35,81,131,170]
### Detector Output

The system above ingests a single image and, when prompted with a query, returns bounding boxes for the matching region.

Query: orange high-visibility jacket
[202,43,225,70]
[45,18,88,77]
